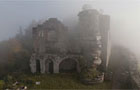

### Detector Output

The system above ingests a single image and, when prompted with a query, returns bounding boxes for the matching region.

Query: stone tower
[78,8,111,70]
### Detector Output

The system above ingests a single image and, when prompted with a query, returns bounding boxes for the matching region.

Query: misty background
[0,0,140,58]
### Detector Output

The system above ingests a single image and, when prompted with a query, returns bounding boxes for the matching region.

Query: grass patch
[20,73,111,89]
[3,73,111,89]
[0,80,4,89]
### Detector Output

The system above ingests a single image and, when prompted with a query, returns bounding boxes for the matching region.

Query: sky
[0,0,140,57]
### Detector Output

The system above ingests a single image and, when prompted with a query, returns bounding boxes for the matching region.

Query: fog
[0,0,140,58]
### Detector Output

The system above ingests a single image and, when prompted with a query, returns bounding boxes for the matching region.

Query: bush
[80,67,100,80]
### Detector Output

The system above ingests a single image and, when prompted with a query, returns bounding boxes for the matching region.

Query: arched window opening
[59,58,77,73]
[49,60,54,74]
[36,59,41,73]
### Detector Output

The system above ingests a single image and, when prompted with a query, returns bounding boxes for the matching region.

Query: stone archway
[45,60,54,73]
[36,59,41,73]
[59,58,77,73]
[48,60,54,73]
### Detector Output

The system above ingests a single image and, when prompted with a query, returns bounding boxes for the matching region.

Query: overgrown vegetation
[80,67,100,80]
[0,22,34,78]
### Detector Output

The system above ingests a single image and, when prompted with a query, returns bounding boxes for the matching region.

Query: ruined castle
[30,8,111,74]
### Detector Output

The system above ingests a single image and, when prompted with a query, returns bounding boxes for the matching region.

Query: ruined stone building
[30,8,111,74]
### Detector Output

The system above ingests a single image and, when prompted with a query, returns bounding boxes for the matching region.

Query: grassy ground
[0,80,4,89]
[19,73,112,89]
[2,73,112,89]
